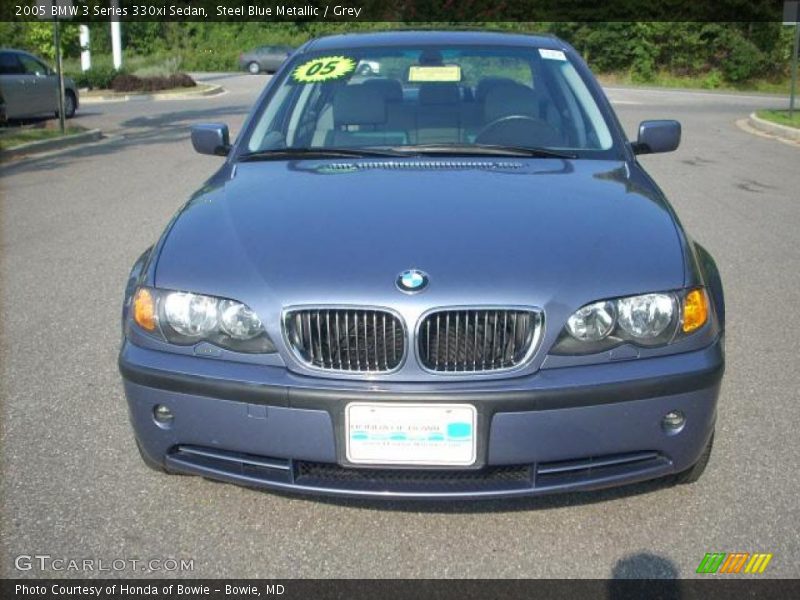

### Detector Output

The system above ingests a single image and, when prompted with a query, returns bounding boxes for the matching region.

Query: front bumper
[119,337,723,499]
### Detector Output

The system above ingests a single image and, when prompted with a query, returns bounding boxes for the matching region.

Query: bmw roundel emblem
[396,269,429,293]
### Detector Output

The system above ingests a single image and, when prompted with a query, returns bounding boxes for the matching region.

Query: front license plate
[345,403,477,466]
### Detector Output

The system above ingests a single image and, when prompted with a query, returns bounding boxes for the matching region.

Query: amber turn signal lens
[682,288,708,333]
[133,288,157,331]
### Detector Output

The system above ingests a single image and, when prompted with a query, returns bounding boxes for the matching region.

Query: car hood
[155,159,684,316]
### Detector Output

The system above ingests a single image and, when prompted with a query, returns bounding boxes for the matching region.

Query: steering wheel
[475,115,562,147]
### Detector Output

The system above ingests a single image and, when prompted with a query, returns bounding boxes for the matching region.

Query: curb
[0,129,103,161]
[80,83,224,104]
[747,112,800,143]
[601,83,789,100]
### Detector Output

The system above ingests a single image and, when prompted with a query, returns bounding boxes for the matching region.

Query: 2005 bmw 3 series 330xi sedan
[118,31,724,500]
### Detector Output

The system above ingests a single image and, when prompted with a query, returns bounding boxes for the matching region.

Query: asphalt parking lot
[1,73,798,578]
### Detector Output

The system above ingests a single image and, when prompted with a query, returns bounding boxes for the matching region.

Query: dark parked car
[0,49,78,119]
[239,45,293,74]
[120,31,724,500]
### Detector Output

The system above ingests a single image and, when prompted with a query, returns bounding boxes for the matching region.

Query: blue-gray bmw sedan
[119,31,724,500]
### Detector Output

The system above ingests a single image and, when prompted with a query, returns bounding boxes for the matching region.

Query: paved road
[1,73,798,579]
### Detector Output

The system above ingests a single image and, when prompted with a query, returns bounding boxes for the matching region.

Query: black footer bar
[4,579,800,600]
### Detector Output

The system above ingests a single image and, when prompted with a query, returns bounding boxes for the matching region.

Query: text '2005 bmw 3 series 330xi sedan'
[119,31,724,500]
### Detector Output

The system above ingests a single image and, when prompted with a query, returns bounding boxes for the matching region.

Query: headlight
[164,292,218,337]
[551,289,707,355]
[132,287,276,353]
[566,301,616,341]
[617,294,674,339]
[218,299,264,340]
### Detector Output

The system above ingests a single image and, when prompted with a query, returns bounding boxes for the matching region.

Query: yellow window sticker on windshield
[292,56,356,83]
[408,65,462,83]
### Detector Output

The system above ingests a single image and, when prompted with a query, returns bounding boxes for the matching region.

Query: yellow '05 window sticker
[291,56,357,83]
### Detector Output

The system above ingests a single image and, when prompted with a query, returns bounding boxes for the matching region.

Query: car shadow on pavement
[264,475,683,514]
[117,106,249,138]
[0,105,250,177]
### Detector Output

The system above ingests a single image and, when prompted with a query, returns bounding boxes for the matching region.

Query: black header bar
[1,0,789,23]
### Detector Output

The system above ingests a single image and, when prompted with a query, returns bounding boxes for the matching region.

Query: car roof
[303,30,566,53]
[0,48,41,59]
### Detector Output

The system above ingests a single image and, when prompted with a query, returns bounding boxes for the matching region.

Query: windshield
[242,44,619,158]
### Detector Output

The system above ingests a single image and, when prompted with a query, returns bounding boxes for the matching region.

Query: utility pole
[51,1,67,134]
[37,0,71,134]
[111,0,123,70]
[787,1,800,118]
[79,24,91,72]
[791,21,799,118]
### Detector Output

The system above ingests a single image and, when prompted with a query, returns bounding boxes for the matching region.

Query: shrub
[73,65,124,90]
[168,73,196,88]
[719,32,765,83]
[14,22,796,89]
[110,74,143,92]
[701,70,723,89]
[132,56,183,78]
[110,73,196,93]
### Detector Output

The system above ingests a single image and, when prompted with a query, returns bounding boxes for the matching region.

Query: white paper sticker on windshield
[539,49,567,61]
[408,65,462,83]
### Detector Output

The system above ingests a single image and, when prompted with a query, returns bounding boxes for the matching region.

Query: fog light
[153,404,174,424]
[662,410,686,432]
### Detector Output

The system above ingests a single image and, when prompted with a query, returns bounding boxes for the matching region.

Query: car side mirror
[632,120,681,155]
[191,123,231,156]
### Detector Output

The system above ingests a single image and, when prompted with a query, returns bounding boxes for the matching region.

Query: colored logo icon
[696,552,773,574]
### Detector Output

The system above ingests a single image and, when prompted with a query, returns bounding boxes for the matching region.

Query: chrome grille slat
[502,312,509,366]
[510,312,517,360]
[435,315,441,371]
[354,311,360,370]
[454,313,460,371]
[445,313,451,371]
[472,311,479,371]
[491,311,499,370]
[418,309,541,373]
[316,311,323,364]
[286,308,405,373]
[325,311,332,366]
[392,318,397,365]
[373,313,378,369]
[344,312,351,369]
[334,312,342,369]
[382,314,387,370]
[482,311,489,370]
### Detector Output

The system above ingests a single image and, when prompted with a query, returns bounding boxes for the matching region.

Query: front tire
[674,432,714,484]
[247,61,260,75]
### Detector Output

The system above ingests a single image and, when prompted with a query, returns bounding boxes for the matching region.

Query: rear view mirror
[633,120,681,155]
[191,123,230,156]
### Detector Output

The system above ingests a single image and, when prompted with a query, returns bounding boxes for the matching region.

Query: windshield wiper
[387,143,577,159]
[239,144,577,161]
[238,147,408,161]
